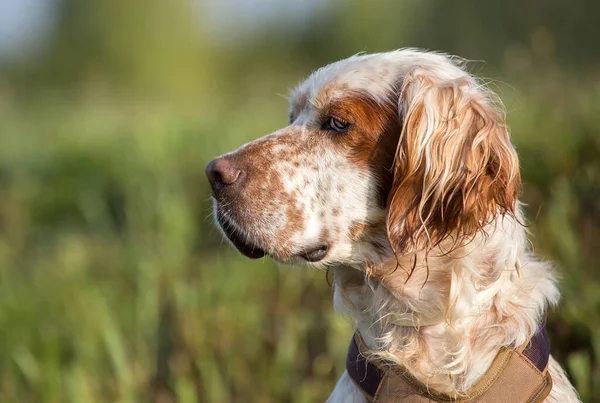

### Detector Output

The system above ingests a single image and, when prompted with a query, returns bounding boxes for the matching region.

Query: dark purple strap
[522,324,551,372]
[346,334,385,399]
[346,325,550,401]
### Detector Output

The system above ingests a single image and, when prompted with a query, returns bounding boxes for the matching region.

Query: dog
[205,49,580,402]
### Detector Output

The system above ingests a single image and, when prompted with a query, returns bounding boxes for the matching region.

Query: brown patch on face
[348,221,365,241]
[314,88,403,208]
[348,101,400,161]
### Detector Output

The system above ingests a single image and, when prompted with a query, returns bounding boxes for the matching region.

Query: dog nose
[205,157,243,192]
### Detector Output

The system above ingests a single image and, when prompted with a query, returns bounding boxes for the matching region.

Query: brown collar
[346,325,552,402]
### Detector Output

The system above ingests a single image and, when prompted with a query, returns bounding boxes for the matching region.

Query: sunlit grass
[0,87,598,401]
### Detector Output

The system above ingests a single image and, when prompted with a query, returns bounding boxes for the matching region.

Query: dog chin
[216,213,266,259]
[215,209,333,264]
[222,227,332,266]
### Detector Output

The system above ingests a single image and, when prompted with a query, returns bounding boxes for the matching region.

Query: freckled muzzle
[205,130,332,262]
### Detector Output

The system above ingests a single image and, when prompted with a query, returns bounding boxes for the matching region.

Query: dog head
[206,50,520,268]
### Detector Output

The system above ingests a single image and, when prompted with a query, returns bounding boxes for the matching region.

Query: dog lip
[217,213,266,259]
[299,244,329,262]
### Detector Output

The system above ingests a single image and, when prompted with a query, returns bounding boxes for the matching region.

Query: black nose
[205,157,243,193]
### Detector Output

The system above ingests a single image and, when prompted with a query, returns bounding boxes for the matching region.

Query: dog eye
[322,117,350,132]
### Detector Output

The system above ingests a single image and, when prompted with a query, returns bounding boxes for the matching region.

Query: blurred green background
[0,0,599,402]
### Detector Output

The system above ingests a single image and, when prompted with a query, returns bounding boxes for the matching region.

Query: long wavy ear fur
[386,64,521,257]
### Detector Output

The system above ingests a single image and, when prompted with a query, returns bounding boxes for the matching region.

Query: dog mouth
[216,212,266,259]
[298,244,329,262]
[215,211,329,263]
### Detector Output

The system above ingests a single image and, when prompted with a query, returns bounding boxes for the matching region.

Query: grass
[0,83,598,401]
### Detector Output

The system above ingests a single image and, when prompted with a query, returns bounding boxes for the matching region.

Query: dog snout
[205,157,243,194]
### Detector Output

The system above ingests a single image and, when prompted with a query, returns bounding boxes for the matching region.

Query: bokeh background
[0,0,599,402]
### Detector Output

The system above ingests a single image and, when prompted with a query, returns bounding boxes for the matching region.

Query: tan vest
[346,327,552,402]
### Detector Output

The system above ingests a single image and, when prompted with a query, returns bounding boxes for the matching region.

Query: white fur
[329,211,579,402]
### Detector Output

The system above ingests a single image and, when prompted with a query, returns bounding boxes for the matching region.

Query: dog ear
[386,65,521,257]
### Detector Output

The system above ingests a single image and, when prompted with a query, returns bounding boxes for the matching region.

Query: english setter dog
[206,49,579,402]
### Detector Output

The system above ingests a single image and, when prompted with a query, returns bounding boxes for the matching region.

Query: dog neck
[332,212,560,395]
